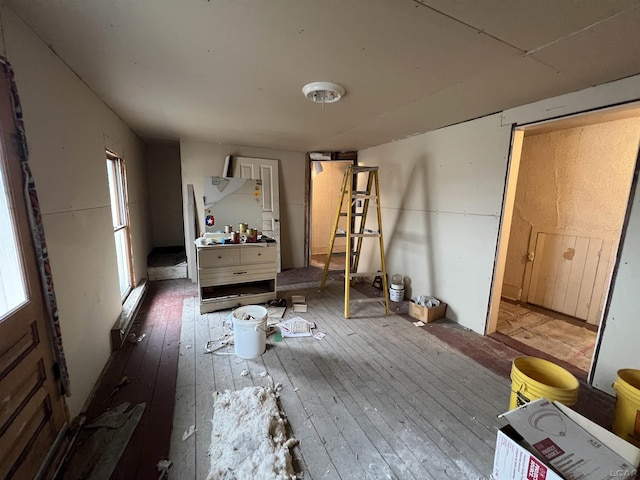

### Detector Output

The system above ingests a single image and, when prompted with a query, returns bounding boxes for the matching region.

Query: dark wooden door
[0,65,67,479]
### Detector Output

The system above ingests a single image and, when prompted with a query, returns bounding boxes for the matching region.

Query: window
[106,151,134,300]
[0,150,27,319]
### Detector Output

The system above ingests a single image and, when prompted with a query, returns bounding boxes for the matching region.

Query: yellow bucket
[613,369,640,448]
[509,356,579,410]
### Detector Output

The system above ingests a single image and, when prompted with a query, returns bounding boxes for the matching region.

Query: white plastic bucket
[232,305,268,359]
[389,286,405,302]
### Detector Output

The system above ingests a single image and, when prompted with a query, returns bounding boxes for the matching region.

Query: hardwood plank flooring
[169,279,510,479]
[65,270,616,479]
[77,279,196,480]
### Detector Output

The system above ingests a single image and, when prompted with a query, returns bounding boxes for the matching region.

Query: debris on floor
[291,295,308,313]
[128,332,147,343]
[60,402,146,480]
[207,386,298,480]
[313,332,326,340]
[205,333,234,353]
[413,320,426,327]
[105,375,131,403]
[182,425,196,441]
[277,317,315,337]
[157,458,172,479]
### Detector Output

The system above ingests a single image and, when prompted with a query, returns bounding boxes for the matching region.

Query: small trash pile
[411,295,441,308]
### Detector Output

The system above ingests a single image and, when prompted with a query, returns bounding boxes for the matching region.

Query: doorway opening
[106,150,134,301]
[488,103,640,377]
[305,152,357,270]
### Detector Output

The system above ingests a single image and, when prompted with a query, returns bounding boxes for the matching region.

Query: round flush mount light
[302,82,346,104]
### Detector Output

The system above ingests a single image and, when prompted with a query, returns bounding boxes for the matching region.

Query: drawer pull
[218,256,222,259]
[233,271,248,275]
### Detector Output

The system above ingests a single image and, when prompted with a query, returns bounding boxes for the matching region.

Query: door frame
[486,103,640,381]
[304,151,357,267]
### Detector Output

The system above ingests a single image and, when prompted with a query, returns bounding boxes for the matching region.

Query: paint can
[239,223,248,234]
[224,225,233,233]
[231,232,240,243]
[232,305,268,359]
[246,228,257,242]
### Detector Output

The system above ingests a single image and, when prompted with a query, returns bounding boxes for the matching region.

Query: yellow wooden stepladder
[320,165,390,318]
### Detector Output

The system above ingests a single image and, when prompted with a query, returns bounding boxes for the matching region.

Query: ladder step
[350,233,381,238]
[339,212,364,217]
[351,166,379,172]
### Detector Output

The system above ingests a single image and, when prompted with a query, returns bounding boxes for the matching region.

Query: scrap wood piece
[182,425,196,441]
[61,402,145,480]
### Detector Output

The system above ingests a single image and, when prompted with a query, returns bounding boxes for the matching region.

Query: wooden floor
[169,279,511,480]
[74,279,196,479]
[69,269,617,479]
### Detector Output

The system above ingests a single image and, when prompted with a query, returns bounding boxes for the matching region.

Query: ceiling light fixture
[302,82,346,106]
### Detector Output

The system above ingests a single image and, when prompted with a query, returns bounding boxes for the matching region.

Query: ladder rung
[340,213,364,217]
[348,272,379,278]
[351,166,378,172]
[352,194,376,199]
[350,233,380,238]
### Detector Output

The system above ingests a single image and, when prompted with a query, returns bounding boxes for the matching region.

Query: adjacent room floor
[68,268,616,480]
[495,299,597,374]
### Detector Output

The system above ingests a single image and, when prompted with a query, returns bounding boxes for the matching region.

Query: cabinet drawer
[198,247,240,268]
[240,245,276,264]
[199,265,276,287]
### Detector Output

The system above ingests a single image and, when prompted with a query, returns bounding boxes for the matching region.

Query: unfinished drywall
[2,7,152,418]
[179,140,305,272]
[146,142,184,248]
[503,119,640,298]
[358,114,513,334]
[311,161,349,256]
[592,163,640,394]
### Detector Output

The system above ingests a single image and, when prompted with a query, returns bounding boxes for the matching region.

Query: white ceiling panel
[415,0,640,52]
[4,0,640,151]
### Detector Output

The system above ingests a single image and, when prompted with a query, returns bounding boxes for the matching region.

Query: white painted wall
[179,140,306,272]
[1,7,152,417]
[146,142,184,247]
[359,114,513,334]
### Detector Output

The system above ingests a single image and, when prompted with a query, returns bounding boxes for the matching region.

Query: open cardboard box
[408,301,447,323]
[492,398,640,480]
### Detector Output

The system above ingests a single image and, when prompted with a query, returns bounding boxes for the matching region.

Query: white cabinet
[197,243,277,313]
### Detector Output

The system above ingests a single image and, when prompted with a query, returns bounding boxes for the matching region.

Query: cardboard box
[492,398,640,480]
[408,301,446,323]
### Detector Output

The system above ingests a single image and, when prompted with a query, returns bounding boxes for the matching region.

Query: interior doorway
[488,104,640,375]
[305,152,356,269]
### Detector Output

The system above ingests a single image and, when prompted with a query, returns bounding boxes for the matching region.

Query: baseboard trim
[110,279,148,350]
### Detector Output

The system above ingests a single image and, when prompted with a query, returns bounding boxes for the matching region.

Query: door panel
[527,230,613,323]
[0,64,67,479]
[233,157,281,271]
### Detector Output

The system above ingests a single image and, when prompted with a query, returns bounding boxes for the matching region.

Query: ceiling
[6,0,640,152]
